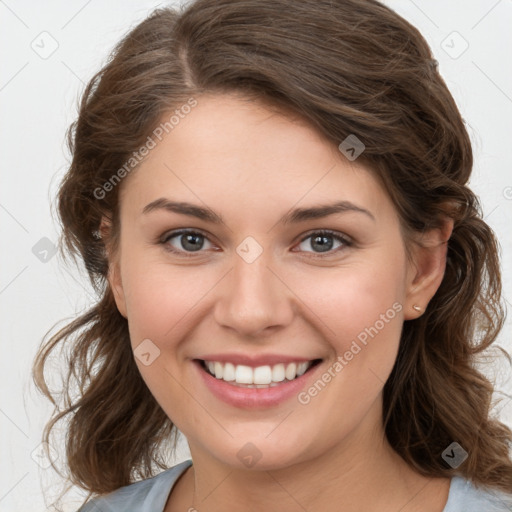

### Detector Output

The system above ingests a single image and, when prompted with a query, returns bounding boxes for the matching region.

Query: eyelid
[297,228,352,244]
[159,227,212,243]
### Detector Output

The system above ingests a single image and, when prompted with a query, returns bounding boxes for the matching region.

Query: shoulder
[77,459,193,512]
[443,476,512,512]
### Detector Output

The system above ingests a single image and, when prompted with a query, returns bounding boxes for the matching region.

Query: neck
[169,404,450,512]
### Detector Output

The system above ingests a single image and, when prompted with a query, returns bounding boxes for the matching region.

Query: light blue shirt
[78,459,512,511]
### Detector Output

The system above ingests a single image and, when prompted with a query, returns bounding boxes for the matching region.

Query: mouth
[196,358,323,388]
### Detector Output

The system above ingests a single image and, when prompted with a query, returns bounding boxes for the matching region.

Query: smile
[199,359,322,388]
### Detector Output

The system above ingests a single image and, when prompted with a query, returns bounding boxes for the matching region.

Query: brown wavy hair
[33,0,512,502]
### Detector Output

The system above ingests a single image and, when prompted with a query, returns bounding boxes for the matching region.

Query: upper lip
[194,353,321,367]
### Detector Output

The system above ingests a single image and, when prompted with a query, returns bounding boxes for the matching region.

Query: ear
[100,216,128,318]
[404,217,454,320]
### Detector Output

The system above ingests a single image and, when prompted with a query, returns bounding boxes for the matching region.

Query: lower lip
[193,360,321,409]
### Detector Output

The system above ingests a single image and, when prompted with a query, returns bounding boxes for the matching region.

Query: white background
[1,1,511,510]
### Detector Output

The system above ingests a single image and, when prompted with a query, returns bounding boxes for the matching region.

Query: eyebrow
[141,198,375,224]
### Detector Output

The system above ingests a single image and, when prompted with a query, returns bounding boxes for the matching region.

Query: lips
[194,356,324,408]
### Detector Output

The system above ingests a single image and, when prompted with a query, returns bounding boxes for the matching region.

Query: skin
[103,93,453,512]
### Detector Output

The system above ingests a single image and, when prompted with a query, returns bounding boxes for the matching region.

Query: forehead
[118,93,393,225]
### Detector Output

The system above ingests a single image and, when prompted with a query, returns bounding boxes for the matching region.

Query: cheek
[120,253,213,345]
[292,258,406,346]
[287,251,407,405]
[288,265,405,444]
[119,253,206,422]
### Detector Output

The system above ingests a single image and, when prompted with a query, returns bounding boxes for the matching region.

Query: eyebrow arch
[142,198,223,223]
[281,200,375,224]
[141,198,375,224]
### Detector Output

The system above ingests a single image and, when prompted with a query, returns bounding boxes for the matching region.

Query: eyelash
[158,228,353,258]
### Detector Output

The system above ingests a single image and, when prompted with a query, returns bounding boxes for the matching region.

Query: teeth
[223,362,235,381]
[203,360,315,385]
[271,363,285,382]
[254,365,272,385]
[285,363,297,380]
[296,362,309,376]
[235,365,253,384]
[214,361,224,379]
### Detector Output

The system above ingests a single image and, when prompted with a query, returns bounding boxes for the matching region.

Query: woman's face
[107,93,439,470]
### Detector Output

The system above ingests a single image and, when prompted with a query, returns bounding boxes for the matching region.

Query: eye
[160,229,215,255]
[294,230,352,255]
[158,228,352,257]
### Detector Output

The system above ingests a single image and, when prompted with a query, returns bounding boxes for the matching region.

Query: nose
[213,248,295,338]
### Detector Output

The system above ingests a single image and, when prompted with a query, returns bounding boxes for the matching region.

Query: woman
[33,0,512,510]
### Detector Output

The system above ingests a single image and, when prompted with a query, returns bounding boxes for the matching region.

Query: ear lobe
[404,218,454,320]
[100,216,128,318]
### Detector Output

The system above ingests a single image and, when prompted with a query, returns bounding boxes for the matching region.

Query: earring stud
[413,305,422,312]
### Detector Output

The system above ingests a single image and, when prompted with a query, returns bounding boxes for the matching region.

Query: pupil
[182,233,203,251]
[312,234,333,252]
